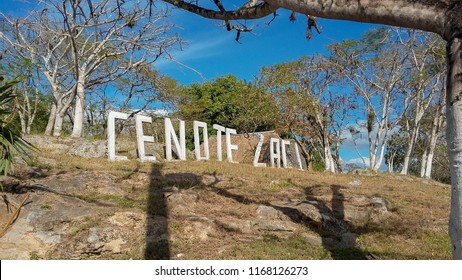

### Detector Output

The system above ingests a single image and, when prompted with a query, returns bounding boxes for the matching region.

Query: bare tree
[158,0,462,259]
[52,0,180,137]
[330,28,410,172]
[420,89,446,179]
[397,29,446,175]
[0,8,76,136]
[1,0,180,137]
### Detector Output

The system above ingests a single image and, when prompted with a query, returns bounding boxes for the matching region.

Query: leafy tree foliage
[175,74,278,132]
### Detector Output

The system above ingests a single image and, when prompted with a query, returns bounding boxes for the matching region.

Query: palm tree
[0,67,33,176]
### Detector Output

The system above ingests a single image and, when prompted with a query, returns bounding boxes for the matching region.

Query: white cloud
[154,32,234,70]
[343,157,371,169]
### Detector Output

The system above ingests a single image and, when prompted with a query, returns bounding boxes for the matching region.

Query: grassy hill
[0,140,452,260]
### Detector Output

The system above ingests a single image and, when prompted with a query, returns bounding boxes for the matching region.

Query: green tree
[176,74,277,131]
[171,74,278,149]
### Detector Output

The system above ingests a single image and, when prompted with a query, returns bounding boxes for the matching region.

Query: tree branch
[162,0,277,21]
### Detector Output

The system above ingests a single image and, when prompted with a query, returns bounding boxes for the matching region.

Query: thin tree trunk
[289,127,312,171]
[323,135,336,172]
[401,128,419,175]
[424,150,435,179]
[424,123,440,178]
[71,77,85,138]
[45,103,57,136]
[446,35,462,260]
[420,148,428,177]
[17,111,26,135]
[388,157,394,173]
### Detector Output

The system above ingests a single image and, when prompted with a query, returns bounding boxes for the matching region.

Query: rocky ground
[0,136,452,259]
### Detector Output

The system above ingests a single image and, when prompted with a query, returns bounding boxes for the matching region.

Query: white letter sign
[165,117,186,161]
[135,114,156,162]
[253,134,267,167]
[194,121,210,161]
[270,138,281,168]
[281,139,291,168]
[213,124,226,161]
[108,111,128,161]
[225,128,238,163]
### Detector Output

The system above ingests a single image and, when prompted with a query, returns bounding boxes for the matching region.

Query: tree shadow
[144,163,170,259]
[142,168,375,260]
[202,174,371,259]
[144,164,206,259]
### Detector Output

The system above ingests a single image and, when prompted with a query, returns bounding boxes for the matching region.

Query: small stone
[103,239,126,254]
[301,232,323,247]
[256,205,280,219]
[348,179,362,186]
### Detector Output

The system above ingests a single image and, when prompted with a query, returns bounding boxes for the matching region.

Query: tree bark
[420,148,428,177]
[401,127,419,175]
[71,76,86,138]
[45,103,57,136]
[53,112,65,137]
[446,35,462,260]
[424,150,435,178]
[290,127,312,171]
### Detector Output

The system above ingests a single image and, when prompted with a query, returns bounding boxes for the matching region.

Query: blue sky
[0,0,383,169]
[158,7,376,84]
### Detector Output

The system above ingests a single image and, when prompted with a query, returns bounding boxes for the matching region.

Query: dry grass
[30,148,452,260]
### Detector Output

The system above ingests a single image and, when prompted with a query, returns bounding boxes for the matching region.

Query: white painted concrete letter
[108,111,128,161]
[213,124,226,161]
[165,118,186,161]
[281,139,291,168]
[194,121,210,161]
[225,128,238,163]
[253,134,266,167]
[135,114,156,162]
[294,142,304,170]
[270,138,281,168]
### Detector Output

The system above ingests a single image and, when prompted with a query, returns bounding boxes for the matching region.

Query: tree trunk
[424,121,440,179]
[323,135,336,172]
[45,103,57,136]
[401,128,419,175]
[424,150,435,179]
[446,35,462,260]
[18,111,26,135]
[388,157,394,173]
[290,127,312,171]
[71,77,85,138]
[53,112,65,137]
[420,149,428,178]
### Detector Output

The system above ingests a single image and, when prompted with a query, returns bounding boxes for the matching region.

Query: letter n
[164,117,186,161]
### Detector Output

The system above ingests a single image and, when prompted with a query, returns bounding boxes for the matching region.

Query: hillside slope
[0,139,451,260]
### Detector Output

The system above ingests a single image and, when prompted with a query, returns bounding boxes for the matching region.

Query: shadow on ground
[143,167,374,260]
[144,163,169,259]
